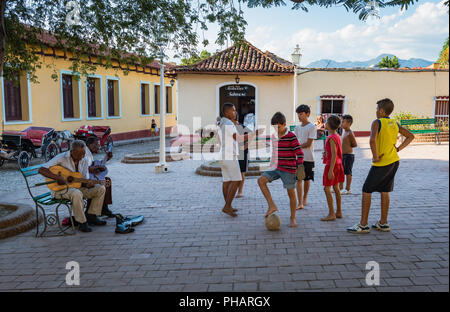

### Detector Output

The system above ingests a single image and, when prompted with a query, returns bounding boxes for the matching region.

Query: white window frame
[106,76,122,119]
[153,83,174,116]
[85,74,104,121]
[317,96,347,116]
[1,71,33,125]
[140,81,152,117]
[60,70,83,122]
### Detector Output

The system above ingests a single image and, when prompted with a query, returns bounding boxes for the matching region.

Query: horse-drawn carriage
[0,127,73,168]
[1,125,113,169]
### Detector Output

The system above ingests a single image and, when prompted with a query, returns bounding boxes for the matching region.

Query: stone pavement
[0,139,448,292]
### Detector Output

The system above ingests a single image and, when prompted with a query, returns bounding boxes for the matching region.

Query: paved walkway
[0,139,448,292]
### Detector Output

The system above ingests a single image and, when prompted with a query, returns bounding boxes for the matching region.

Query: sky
[169,0,449,66]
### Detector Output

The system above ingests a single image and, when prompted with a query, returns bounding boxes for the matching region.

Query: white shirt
[84,148,94,166]
[42,150,90,180]
[243,113,255,132]
[219,117,238,159]
[294,122,316,162]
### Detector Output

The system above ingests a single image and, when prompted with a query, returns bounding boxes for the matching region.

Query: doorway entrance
[219,84,256,125]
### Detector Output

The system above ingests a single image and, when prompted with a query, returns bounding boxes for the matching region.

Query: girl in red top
[321,115,345,221]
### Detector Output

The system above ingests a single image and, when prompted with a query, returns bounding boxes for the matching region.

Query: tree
[0,0,437,83]
[378,55,400,69]
[438,37,449,68]
[180,50,211,66]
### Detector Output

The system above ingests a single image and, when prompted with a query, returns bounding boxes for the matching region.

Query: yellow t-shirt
[373,117,400,167]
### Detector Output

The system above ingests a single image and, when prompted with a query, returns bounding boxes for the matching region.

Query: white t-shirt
[219,117,238,160]
[42,150,90,180]
[294,122,316,162]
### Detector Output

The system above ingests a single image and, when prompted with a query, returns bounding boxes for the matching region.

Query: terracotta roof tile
[174,40,294,74]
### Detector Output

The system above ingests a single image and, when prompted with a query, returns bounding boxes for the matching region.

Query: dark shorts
[342,154,355,176]
[362,161,400,193]
[238,149,249,173]
[299,161,315,181]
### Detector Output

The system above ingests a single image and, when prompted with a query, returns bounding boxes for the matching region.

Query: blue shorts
[262,169,296,190]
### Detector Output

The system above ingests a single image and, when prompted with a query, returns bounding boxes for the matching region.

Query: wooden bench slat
[23,170,41,177]
[400,118,436,125]
[33,192,52,201]
[20,164,44,173]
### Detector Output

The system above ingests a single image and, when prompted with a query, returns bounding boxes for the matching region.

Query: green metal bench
[400,118,441,144]
[20,164,76,237]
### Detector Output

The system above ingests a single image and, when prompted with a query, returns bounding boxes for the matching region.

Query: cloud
[245,1,449,65]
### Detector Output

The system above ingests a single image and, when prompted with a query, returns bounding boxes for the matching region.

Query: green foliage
[1,0,438,83]
[378,55,400,69]
[180,50,211,66]
[393,112,449,131]
[438,37,449,68]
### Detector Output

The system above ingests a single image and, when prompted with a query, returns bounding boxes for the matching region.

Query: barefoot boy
[340,115,357,195]
[258,112,304,228]
[219,103,262,217]
[294,105,316,210]
[347,98,414,233]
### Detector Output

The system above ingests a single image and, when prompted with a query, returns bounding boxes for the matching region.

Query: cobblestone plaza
[0,139,448,292]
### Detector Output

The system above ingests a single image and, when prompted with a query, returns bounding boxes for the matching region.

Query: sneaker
[341,190,352,195]
[347,223,370,234]
[372,221,391,232]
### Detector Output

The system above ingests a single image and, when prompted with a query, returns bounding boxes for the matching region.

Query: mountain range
[306,54,434,68]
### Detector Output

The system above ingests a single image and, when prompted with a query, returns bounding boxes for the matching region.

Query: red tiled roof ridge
[174,39,294,73]
[22,24,166,70]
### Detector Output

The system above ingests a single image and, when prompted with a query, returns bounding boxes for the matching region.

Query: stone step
[196,161,269,177]
[122,152,190,164]
[0,204,40,239]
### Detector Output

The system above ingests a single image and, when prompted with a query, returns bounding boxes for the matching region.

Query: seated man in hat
[38,140,106,232]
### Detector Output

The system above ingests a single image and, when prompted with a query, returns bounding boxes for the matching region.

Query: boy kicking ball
[258,112,304,228]
[347,98,414,234]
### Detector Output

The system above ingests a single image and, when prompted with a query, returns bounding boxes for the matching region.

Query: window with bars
[107,78,120,117]
[154,85,173,115]
[86,77,102,119]
[61,73,81,120]
[3,71,22,121]
[141,83,150,115]
[434,97,449,127]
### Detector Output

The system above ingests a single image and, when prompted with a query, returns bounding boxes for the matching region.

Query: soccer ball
[265,213,281,231]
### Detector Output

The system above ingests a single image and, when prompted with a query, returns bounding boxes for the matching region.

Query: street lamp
[291,44,302,124]
[235,75,240,84]
[170,79,175,87]
[291,44,302,67]
[155,17,169,173]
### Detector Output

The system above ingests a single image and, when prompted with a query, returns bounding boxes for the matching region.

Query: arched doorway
[218,83,256,126]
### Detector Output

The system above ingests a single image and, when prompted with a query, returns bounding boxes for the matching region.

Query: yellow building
[174,41,449,136]
[1,35,177,141]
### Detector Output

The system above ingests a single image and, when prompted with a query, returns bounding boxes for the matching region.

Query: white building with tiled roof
[174,41,449,135]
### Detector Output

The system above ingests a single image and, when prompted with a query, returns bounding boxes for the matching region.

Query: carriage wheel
[102,136,113,153]
[18,151,31,169]
[44,142,59,162]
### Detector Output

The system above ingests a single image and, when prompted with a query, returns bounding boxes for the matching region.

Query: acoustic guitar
[46,165,109,192]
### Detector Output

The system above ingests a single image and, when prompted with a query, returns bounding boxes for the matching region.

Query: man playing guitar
[85,137,115,218]
[38,140,107,232]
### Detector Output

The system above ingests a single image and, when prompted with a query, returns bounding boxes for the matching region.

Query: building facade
[175,41,449,136]
[1,45,177,141]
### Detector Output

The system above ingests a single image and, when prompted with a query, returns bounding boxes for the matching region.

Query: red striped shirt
[271,131,304,174]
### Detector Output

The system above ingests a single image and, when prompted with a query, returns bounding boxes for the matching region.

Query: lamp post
[155,17,169,173]
[291,44,302,124]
